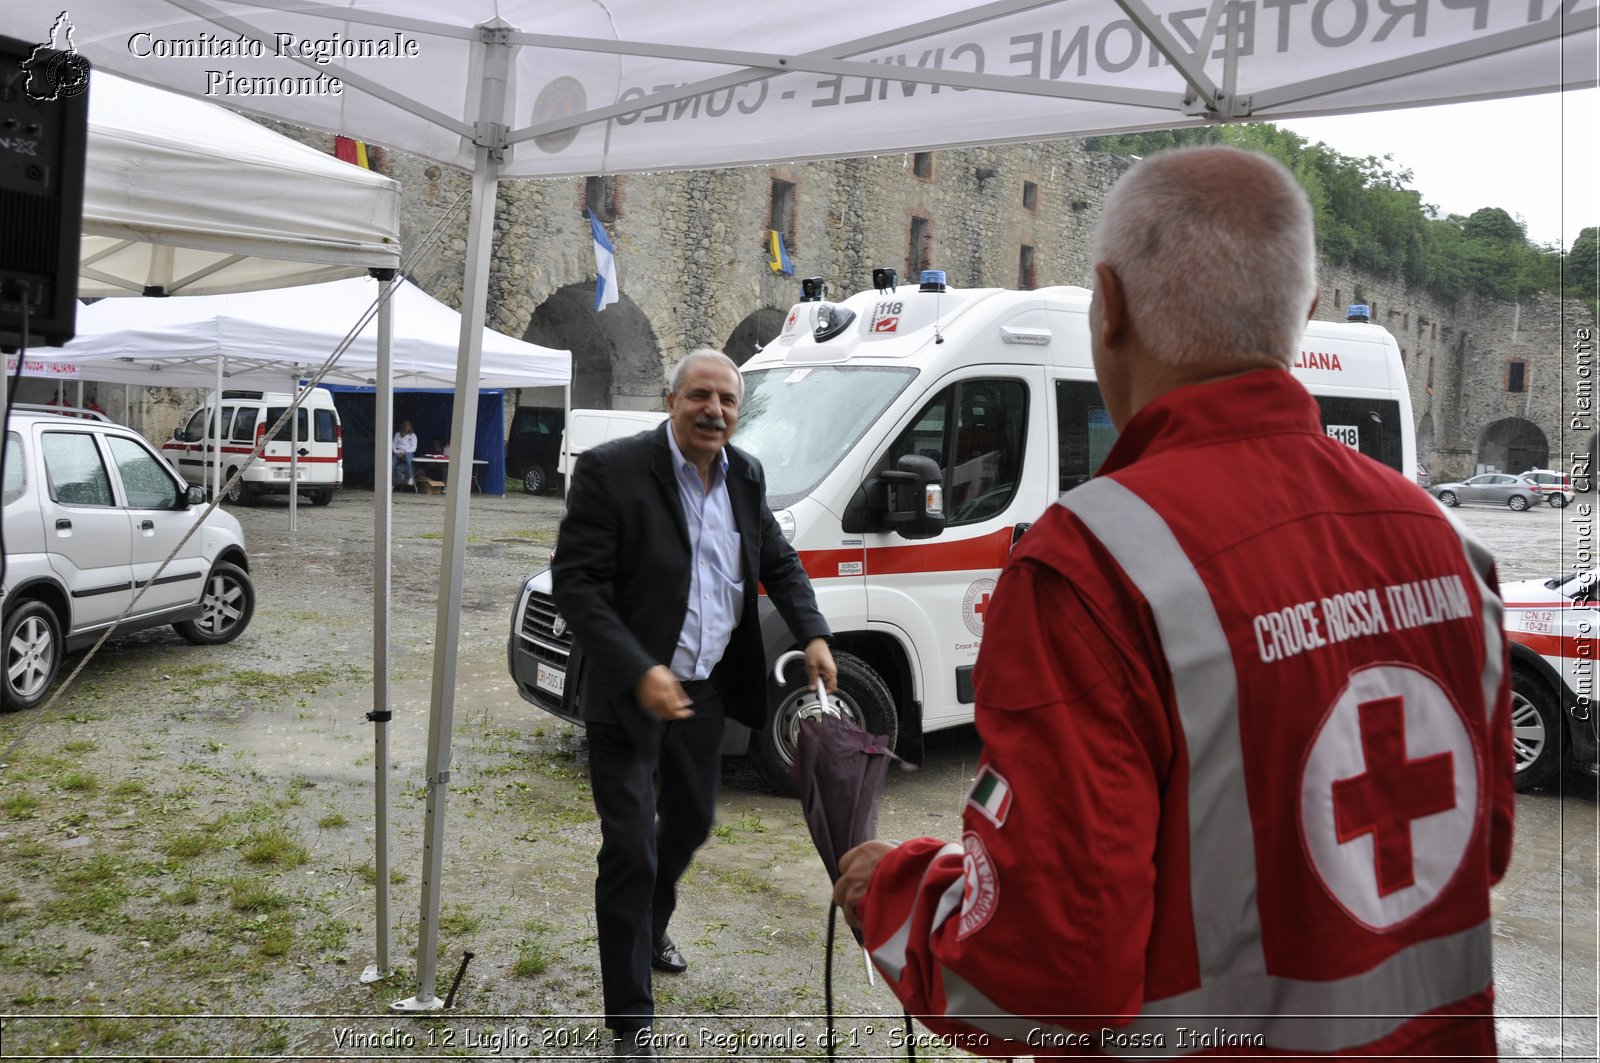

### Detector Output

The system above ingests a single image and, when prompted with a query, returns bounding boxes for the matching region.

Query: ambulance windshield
[736,364,917,507]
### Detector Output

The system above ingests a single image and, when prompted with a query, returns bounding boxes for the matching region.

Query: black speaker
[0,32,89,351]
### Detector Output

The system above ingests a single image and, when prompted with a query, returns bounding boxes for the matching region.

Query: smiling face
[667,355,742,472]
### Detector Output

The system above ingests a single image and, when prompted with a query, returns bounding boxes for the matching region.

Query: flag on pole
[768,229,794,275]
[590,212,619,311]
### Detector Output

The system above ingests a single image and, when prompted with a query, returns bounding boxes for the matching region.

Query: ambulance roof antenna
[920,269,947,344]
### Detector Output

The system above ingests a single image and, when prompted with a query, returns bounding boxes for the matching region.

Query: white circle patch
[1300,664,1479,930]
[957,831,999,940]
[961,579,997,637]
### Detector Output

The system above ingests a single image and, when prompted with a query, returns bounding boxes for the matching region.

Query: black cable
[825,902,838,1062]
[0,279,30,600]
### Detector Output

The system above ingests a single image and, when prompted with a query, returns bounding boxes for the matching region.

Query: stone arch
[1476,417,1548,474]
[723,307,788,366]
[1415,412,1435,473]
[522,284,662,410]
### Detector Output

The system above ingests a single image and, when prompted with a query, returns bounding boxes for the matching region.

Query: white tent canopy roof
[33,276,569,390]
[8,1,1593,179]
[81,71,401,297]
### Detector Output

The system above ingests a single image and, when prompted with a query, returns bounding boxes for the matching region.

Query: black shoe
[651,934,687,973]
[613,1029,658,1058]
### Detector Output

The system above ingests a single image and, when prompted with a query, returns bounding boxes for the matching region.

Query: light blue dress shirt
[666,428,744,682]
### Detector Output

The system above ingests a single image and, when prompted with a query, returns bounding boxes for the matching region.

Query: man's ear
[1093,262,1127,348]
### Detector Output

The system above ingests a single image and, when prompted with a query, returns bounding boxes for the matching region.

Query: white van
[556,409,669,480]
[162,387,344,506]
[511,280,1415,790]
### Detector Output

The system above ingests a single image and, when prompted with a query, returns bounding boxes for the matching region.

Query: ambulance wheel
[1507,494,1530,512]
[223,470,252,506]
[309,490,333,506]
[1511,666,1562,793]
[754,650,897,795]
[1549,493,1568,509]
[1437,490,1458,507]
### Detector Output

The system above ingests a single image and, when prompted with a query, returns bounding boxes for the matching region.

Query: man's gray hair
[1091,145,1317,368]
[669,348,744,400]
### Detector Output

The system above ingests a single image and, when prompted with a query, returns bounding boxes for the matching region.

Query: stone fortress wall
[41,132,1594,487]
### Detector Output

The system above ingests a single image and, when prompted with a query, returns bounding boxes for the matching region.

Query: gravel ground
[0,486,1591,1060]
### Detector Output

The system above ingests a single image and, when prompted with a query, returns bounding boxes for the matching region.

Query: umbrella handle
[773,648,839,719]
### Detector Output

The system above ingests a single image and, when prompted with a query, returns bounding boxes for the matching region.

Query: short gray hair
[1091,146,1317,368]
[669,348,744,401]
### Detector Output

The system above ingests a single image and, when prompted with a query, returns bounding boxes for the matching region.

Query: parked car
[1501,571,1600,791]
[1432,473,1542,511]
[1519,468,1575,508]
[506,405,564,495]
[2,407,255,710]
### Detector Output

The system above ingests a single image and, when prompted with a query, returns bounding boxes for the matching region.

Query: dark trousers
[586,681,725,1035]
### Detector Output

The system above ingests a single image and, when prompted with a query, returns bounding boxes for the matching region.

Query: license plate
[535,663,565,696]
[273,467,293,480]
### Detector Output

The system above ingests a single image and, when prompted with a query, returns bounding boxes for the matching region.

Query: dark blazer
[551,422,829,739]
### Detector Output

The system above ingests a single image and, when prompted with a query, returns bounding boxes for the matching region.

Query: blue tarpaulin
[326,385,506,495]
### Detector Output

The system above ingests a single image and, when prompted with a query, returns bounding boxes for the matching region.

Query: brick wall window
[585,175,619,222]
[912,152,934,179]
[1427,358,1434,390]
[1334,289,1342,312]
[908,216,933,275]
[1019,245,1037,289]
[1022,181,1038,211]
[1507,361,1527,393]
[768,178,796,247]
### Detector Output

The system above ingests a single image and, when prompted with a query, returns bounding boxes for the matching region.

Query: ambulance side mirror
[843,454,946,540]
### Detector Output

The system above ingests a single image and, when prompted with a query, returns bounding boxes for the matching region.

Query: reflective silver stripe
[1059,477,1259,982]
[871,842,965,982]
[1438,506,1506,718]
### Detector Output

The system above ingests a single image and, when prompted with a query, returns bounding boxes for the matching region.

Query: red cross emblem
[1331,696,1457,897]
[1300,665,1477,929]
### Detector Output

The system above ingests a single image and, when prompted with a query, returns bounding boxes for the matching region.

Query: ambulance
[162,387,344,506]
[509,273,1415,791]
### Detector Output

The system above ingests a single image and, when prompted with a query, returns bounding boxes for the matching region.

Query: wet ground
[0,487,1594,1059]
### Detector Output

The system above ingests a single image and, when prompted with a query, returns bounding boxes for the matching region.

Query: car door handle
[55,518,71,530]
[140,519,155,531]
[297,447,310,457]
[1011,522,1031,549]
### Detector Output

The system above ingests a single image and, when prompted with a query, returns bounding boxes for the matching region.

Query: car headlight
[775,509,796,543]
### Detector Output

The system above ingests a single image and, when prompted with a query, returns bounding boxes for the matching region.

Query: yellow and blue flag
[768,230,794,275]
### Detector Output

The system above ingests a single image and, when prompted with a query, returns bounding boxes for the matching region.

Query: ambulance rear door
[861,364,1051,730]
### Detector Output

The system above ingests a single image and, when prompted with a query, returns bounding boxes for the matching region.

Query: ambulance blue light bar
[919,270,947,293]
[1346,304,1371,322]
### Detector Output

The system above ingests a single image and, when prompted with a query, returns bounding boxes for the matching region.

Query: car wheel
[1548,493,1568,509]
[174,562,256,646]
[223,469,251,506]
[1437,490,1458,507]
[752,650,897,795]
[523,465,546,495]
[309,490,333,506]
[2,601,63,712]
[1508,494,1530,512]
[1511,666,1562,793]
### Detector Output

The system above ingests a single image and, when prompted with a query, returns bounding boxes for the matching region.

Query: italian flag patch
[967,765,1013,827]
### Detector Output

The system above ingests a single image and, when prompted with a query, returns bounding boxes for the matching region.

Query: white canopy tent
[40,275,569,390]
[81,72,401,296]
[8,0,1591,1012]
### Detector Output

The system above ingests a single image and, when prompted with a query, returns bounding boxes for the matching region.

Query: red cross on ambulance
[1299,664,1480,930]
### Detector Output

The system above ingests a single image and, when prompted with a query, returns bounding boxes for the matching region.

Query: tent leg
[362,270,398,987]
[394,84,506,1010]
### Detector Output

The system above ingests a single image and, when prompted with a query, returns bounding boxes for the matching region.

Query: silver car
[1432,473,1542,511]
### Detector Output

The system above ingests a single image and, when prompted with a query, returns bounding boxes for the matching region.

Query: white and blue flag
[590,212,619,311]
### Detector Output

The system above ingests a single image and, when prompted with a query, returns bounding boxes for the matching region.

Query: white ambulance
[509,276,1415,791]
[162,387,344,506]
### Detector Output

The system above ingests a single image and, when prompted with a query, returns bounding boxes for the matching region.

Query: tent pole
[363,269,398,986]
[288,375,300,536]
[213,356,224,501]
[395,21,511,1012]
[561,380,572,500]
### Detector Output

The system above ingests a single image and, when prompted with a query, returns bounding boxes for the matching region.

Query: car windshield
[1547,571,1599,600]
[735,365,918,507]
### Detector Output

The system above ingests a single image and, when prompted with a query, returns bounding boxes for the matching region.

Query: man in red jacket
[834,145,1514,1058]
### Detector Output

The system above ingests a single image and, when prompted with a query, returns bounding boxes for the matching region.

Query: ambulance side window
[886,378,1027,526]
[1056,379,1115,492]
[232,408,259,443]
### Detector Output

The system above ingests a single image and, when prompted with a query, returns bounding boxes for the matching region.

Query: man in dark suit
[552,348,836,1057]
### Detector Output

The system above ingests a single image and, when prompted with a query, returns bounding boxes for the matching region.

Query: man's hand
[805,636,838,694]
[833,839,895,931]
[635,664,694,721]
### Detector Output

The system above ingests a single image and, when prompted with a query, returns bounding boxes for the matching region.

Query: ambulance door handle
[297,447,309,457]
[1011,523,1031,549]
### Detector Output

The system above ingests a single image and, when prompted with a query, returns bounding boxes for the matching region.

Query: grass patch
[227,876,289,913]
[511,939,556,978]
[58,771,98,793]
[317,812,348,829]
[2,792,40,819]
[238,828,308,868]
[164,832,215,860]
